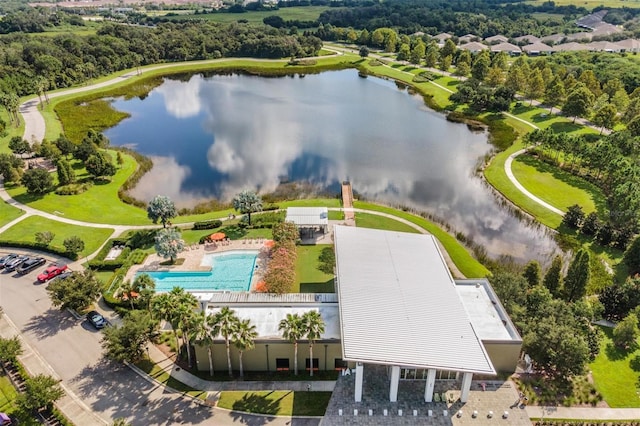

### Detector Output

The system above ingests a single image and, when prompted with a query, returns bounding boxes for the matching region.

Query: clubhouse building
[194,226,521,404]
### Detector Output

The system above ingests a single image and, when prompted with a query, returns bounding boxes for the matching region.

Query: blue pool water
[140,251,258,292]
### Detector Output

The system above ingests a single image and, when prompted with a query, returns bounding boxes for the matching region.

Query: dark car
[0,254,18,269]
[86,311,107,329]
[17,257,46,275]
[50,270,73,283]
[4,255,29,272]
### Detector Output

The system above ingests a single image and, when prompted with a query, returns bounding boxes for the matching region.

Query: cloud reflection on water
[107,71,559,262]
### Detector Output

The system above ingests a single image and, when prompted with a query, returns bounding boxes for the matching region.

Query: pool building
[192,226,521,406]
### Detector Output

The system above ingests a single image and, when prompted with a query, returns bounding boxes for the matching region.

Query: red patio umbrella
[209,232,226,241]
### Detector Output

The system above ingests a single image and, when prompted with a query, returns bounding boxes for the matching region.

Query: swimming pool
[140,250,259,292]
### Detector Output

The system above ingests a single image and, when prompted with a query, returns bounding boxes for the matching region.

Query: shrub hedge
[0,240,78,260]
[192,219,223,230]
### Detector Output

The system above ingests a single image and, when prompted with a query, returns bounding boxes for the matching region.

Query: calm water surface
[104,70,558,262]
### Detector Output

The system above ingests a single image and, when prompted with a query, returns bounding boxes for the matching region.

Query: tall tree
[522,260,542,288]
[147,195,177,228]
[544,76,565,113]
[191,312,218,376]
[563,84,595,123]
[232,319,257,379]
[543,255,563,298]
[215,306,239,377]
[47,270,100,311]
[564,249,590,302]
[623,236,640,275]
[16,375,64,412]
[56,157,75,185]
[592,103,617,134]
[21,168,53,194]
[613,314,639,350]
[302,311,325,377]
[154,228,184,263]
[525,68,545,106]
[85,151,116,179]
[232,190,263,226]
[102,310,159,363]
[0,336,23,363]
[279,313,304,375]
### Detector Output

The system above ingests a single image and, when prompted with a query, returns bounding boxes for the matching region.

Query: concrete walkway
[526,405,640,420]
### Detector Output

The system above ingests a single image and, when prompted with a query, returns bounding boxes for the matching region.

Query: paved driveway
[0,251,320,426]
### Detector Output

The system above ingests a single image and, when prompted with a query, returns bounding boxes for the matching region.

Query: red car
[37,264,68,283]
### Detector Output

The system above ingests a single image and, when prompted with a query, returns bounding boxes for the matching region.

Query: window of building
[334,359,348,370]
[276,358,289,371]
[305,358,319,371]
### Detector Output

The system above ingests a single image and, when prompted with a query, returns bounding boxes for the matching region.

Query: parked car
[50,271,73,282]
[17,257,46,275]
[0,254,18,269]
[4,255,29,272]
[86,311,107,329]
[37,264,69,283]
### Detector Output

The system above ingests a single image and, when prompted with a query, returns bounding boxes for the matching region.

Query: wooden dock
[341,181,355,222]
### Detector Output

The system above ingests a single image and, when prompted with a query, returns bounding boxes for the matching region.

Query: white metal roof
[286,207,329,227]
[205,304,341,340]
[334,226,495,375]
[456,280,521,342]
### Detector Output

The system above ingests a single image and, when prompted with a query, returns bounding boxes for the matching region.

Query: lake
[104,70,558,263]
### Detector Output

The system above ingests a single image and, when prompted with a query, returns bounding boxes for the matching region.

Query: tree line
[0,20,322,98]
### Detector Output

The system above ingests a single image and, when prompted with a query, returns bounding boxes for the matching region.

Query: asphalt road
[0,251,320,426]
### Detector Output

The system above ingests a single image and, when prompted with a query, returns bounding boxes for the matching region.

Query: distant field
[163,6,333,24]
[524,0,640,9]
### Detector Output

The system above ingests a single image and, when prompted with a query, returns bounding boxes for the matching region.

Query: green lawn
[512,154,607,217]
[353,201,490,278]
[295,245,334,293]
[5,152,151,225]
[217,390,332,416]
[589,327,640,407]
[0,201,24,228]
[484,139,564,230]
[355,212,420,233]
[0,216,113,257]
[166,6,333,23]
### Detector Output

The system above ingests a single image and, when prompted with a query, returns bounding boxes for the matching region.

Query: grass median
[0,216,113,258]
[217,390,332,416]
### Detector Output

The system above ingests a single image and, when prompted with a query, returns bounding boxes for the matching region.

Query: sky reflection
[104,71,559,262]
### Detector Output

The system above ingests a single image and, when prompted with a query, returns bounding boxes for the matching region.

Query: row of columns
[354,363,474,403]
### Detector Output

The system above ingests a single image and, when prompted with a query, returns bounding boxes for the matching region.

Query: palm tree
[150,292,180,352]
[191,312,218,376]
[215,306,239,377]
[115,279,139,309]
[134,273,156,311]
[302,311,325,377]
[279,313,304,375]
[171,288,199,367]
[232,319,257,379]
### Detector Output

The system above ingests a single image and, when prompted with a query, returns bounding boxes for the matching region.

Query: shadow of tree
[605,342,631,361]
[22,308,78,339]
[629,355,640,372]
[300,279,335,293]
[549,121,583,133]
[71,357,215,425]
[229,393,283,425]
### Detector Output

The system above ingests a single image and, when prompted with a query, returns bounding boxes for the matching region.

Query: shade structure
[0,413,10,422]
[209,232,226,241]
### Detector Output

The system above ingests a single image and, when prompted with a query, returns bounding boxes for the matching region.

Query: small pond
[104,70,558,263]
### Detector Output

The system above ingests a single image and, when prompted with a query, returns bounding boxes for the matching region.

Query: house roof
[553,42,590,52]
[490,42,522,53]
[541,33,565,45]
[565,32,593,41]
[286,207,329,227]
[459,42,489,52]
[586,41,622,52]
[333,226,495,374]
[615,38,640,50]
[522,42,553,53]
[433,32,452,41]
[514,34,540,44]
[591,23,623,36]
[458,34,478,43]
[484,34,508,44]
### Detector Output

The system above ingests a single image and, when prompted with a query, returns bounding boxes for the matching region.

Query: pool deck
[126,238,271,292]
